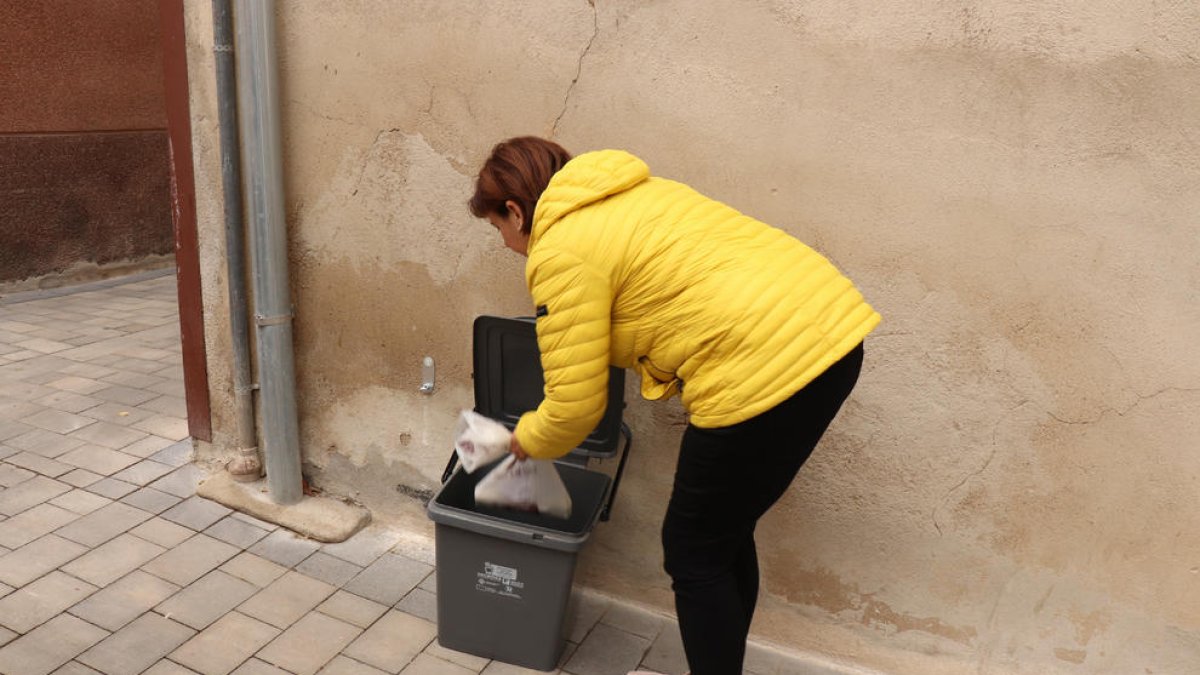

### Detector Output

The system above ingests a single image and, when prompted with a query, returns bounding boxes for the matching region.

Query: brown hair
[468,137,572,233]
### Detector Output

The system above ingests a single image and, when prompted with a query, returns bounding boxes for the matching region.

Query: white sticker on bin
[476,562,524,599]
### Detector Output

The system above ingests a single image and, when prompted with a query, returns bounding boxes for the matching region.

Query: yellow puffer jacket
[513,150,881,459]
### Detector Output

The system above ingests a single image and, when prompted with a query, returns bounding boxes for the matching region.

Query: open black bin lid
[473,316,625,459]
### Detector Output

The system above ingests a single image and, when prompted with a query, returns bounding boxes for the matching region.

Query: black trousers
[662,343,864,675]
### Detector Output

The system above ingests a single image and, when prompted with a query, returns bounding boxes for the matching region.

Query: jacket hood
[530,149,650,247]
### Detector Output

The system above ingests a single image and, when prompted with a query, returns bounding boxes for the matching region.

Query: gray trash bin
[427,316,631,671]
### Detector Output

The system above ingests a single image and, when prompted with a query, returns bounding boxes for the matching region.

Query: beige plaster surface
[183,1,1200,672]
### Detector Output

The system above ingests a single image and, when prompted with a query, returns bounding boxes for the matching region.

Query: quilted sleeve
[514,249,612,459]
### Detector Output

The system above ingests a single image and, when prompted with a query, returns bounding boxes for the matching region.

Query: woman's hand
[510,434,528,461]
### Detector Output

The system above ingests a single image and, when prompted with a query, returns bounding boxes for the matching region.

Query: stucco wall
[184,1,1200,672]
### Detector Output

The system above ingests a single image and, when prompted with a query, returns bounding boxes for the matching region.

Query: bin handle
[600,422,632,522]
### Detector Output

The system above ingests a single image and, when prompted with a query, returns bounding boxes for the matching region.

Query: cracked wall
[183,1,1200,673]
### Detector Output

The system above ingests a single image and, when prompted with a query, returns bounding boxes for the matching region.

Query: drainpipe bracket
[254,312,293,327]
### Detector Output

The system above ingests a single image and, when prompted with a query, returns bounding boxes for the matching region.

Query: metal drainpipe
[211,0,261,482]
[234,0,303,505]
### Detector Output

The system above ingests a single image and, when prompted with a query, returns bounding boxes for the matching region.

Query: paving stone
[0,614,109,675]
[343,610,436,673]
[68,421,148,451]
[563,623,650,675]
[390,533,436,566]
[143,533,240,586]
[321,525,402,567]
[68,569,180,631]
[248,528,322,567]
[0,625,13,646]
[0,376,55,398]
[85,477,139,499]
[131,415,189,441]
[161,496,232,531]
[0,534,87,587]
[101,370,166,389]
[58,445,141,475]
[78,612,195,675]
[56,502,152,547]
[121,486,182,514]
[7,428,84,459]
[149,440,193,467]
[0,504,80,549]
[156,570,259,630]
[257,612,363,674]
[0,419,34,442]
[230,511,278,531]
[149,464,204,497]
[141,396,187,418]
[220,552,288,588]
[0,570,97,633]
[296,551,364,587]
[6,452,73,478]
[565,592,611,644]
[49,489,112,515]
[35,391,103,415]
[639,622,687,675]
[400,654,475,674]
[49,661,104,675]
[419,571,437,592]
[598,603,666,641]
[111,357,167,374]
[0,475,71,515]
[142,660,201,675]
[0,462,36,487]
[479,661,561,675]
[58,363,117,380]
[396,588,438,623]
[46,376,109,396]
[62,533,166,587]
[118,435,178,461]
[80,402,155,428]
[238,570,337,629]
[129,517,196,547]
[147,379,185,398]
[16,338,74,355]
[344,553,433,606]
[317,655,389,675]
[204,516,270,549]
[25,409,96,435]
[231,658,292,675]
[112,459,178,488]
[426,641,491,672]
[0,398,43,423]
[59,468,103,488]
[316,590,389,629]
[169,611,280,675]
[92,385,159,407]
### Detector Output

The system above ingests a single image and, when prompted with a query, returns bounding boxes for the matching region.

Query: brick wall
[0,0,173,284]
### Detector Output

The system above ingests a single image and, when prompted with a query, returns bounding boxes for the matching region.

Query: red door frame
[159,0,212,441]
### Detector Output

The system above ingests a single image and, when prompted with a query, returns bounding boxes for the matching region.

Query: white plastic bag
[453,410,511,473]
[474,455,572,519]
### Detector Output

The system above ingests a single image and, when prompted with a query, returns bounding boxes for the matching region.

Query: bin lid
[473,315,624,458]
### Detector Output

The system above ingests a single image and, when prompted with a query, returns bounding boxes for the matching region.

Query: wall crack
[1044,385,1200,427]
[932,400,1030,536]
[551,0,599,137]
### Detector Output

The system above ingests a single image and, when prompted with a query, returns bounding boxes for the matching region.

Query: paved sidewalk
[0,274,812,675]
